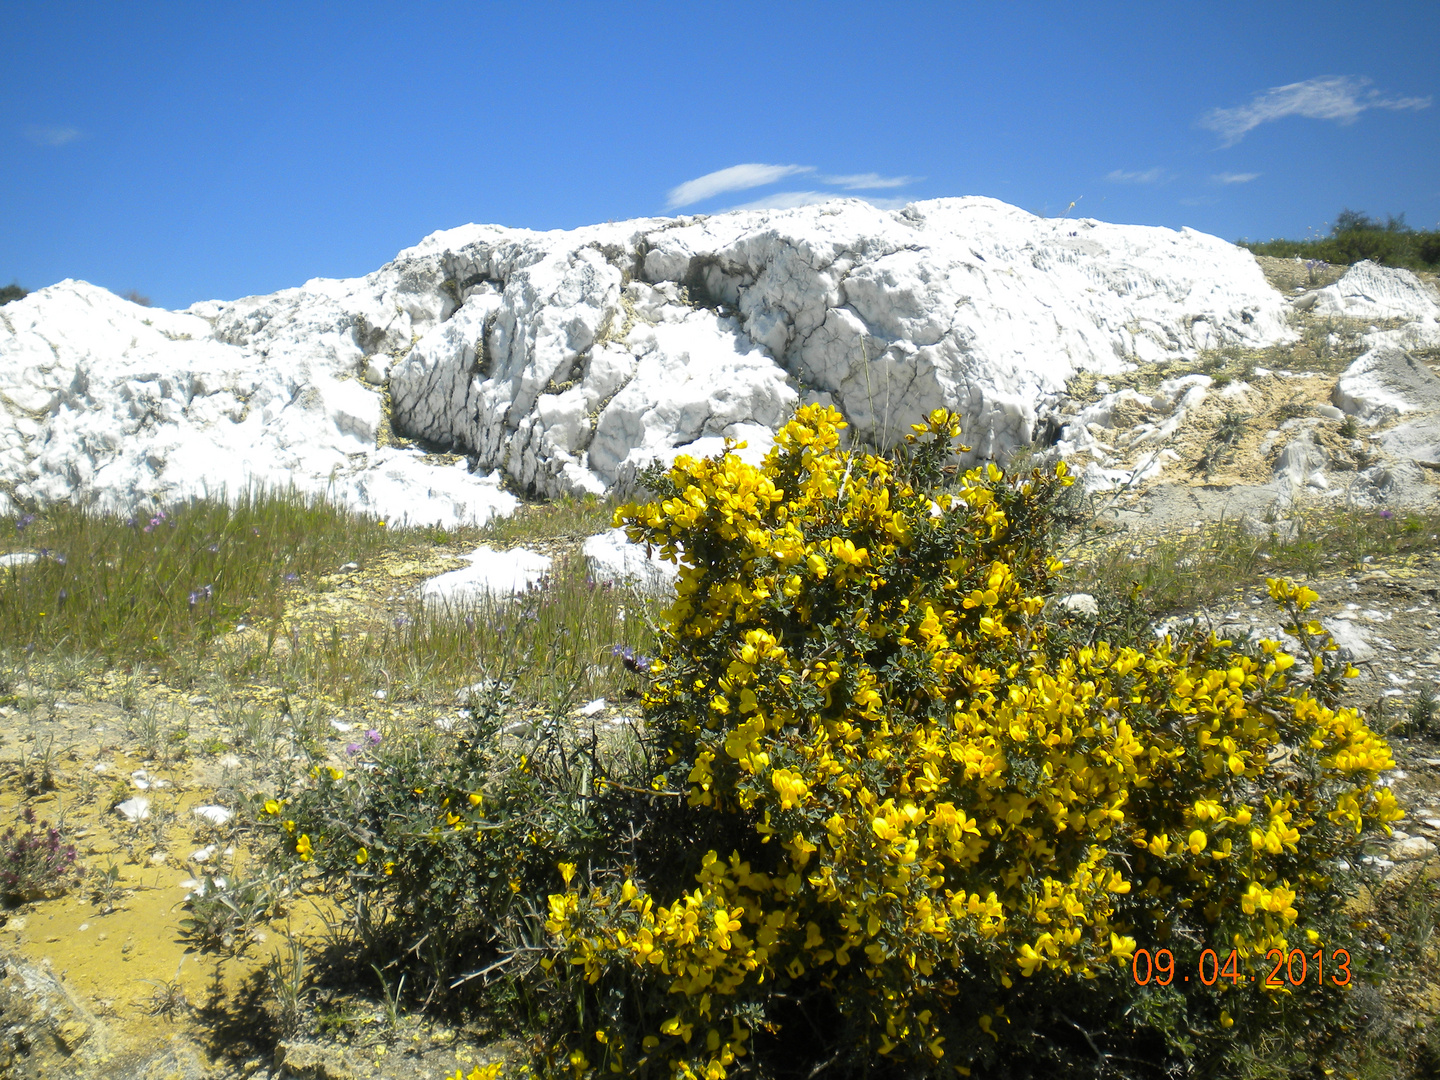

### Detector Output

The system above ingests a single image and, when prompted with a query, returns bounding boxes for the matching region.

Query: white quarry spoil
[2,197,1299,521]
[583,526,681,596]
[419,545,552,610]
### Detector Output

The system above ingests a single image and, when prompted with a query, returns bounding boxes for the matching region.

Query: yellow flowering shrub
[544,404,1398,1078]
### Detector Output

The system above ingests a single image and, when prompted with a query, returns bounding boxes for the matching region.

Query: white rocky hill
[2,197,1306,524]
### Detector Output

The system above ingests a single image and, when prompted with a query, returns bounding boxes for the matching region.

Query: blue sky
[4,1,1437,310]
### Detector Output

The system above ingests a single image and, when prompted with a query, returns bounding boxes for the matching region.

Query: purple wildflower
[365,729,382,745]
[610,644,652,674]
[15,513,35,532]
[345,742,361,755]
[1380,510,1394,520]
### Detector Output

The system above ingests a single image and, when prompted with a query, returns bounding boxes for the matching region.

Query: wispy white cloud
[819,172,917,190]
[1213,172,1261,184]
[666,163,814,209]
[1105,167,1167,184]
[24,125,81,146]
[1200,75,1431,146]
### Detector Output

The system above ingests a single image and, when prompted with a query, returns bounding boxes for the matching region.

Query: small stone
[192,805,233,826]
[1393,835,1437,860]
[1058,593,1099,617]
[115,797,151,822]
[55,1020,90,1051]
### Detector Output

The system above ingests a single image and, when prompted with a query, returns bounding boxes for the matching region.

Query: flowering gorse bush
[541,404,1398,1078]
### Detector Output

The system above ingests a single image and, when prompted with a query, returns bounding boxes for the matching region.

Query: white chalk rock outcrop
[0,280,517,525]
[1311,261,1440,323]
[1333,346,1440,424]
[2,197,1296,516]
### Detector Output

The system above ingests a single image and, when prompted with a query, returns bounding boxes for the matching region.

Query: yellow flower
[263,799,281,816]
[295,834,313,861]
[770,768,809,809]
[355,848,369,865]
[559,862,577,886]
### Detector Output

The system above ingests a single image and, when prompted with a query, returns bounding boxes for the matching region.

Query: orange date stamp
[1131,947,1352,988]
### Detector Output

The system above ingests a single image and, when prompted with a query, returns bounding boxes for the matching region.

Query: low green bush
[1240,209,1440,272]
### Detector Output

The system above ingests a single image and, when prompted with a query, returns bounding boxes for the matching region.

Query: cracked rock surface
[2,197,1296,519]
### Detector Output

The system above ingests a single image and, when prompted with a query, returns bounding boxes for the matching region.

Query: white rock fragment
[1311,261,1440,322]
[1392,835,1437,860]
[420,546,552,610]
[115,797,151,821]
[1057,593,1099,617]
[1333,346,1440,424]
[1325,621,1377,663]
[189,845,217,864]
[192,805,234,826]
[578,698,606,717]
[1274,434,1330,492]
[583,528,680,596]
[0,553,39,568]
